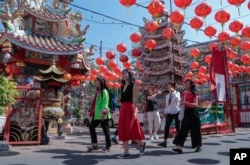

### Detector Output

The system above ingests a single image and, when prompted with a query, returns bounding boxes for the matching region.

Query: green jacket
[94,89,111,120]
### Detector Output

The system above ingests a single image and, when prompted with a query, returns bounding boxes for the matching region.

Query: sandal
[87,145,98,152]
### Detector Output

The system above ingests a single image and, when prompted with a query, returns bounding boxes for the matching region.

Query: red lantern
[189,48,200,59]
[190,61,199,69]
[64,72,72,80]
[248,1,250,10]
[108,60,117,69]
[174,0,192,10]
[240,41,250,51]
[198,66,207,73]
[240,54,250,64]
[132,48,142,58]
[99,65,108,73]
[162,27,174,40]
[218,31,230,42]
[116,43,127,53]
[197,72,205,79]
[228,51,238,60]
[189,17,203,31]
[136,61,142,68]
[123,61,131,69]
[214,10,230,31]
[241,26,250,38]
[193,78,200,84]
[106,50,115,60]
[205,55,212,64]
[194,2,212,20]
[144,39,157,52]
[135,79,142,85]
[119,54,129,63]
[229,20,243,34]
[169,10,184,27]
[209,42,220,51]
[230,36,241,48]
[130,32,141,43]
[147,0,164,18]
[90,69,99,76]
[227,0,246,16]
[204,25,217,39]
[119,0,136,7]
[95,57,104,65]
[145,21,159,33]
[246,66,250,73]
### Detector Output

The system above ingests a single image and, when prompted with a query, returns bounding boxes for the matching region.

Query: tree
[0,75,18,115]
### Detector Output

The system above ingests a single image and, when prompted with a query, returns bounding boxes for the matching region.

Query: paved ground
[0,127,250,165]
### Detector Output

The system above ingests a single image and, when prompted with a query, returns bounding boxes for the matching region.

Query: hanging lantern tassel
[237,6,240,16]
[203,17,206,27]
[220,0,222,6]
[221,23,224,32]
[127,7,130,16]
[94,0,96,4]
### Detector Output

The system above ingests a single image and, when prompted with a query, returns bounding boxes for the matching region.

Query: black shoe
[157,142,167,147]
[111,137,119,144]
[139,142,146,155]
[195,147,202,152]
[172,148,183,154]
[117,153,131,159]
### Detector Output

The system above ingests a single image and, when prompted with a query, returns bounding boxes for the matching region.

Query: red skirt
[118,102,145,141]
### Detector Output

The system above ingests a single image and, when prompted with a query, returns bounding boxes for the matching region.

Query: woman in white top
[158,82,181,147]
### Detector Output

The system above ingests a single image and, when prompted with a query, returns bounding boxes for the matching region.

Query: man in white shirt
[158,82,181,147]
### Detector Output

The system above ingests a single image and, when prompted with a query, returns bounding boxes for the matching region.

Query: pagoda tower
[138,1,187,110]
[0,0,91,79]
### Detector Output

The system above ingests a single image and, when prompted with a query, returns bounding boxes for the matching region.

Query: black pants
[114,128,118,136]
[89,119,111,148]
[177,108,202,148]
[164,113,180,142]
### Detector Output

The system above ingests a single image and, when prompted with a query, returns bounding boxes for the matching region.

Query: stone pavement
[0,127,250,165]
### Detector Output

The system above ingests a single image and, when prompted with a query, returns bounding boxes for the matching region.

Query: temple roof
[0,32,83,55]
[34,75,69,83]
[24,4,68,22]
[39,60,64,75]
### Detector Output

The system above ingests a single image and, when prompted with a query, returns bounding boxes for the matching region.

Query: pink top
[183,92,198,108]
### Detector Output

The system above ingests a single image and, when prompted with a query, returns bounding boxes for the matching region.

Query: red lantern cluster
[145,21,159,33]
[229,20,243,34]
[162,27,174,40]
[189,48,200,59]
[95,57,104,65]
[174,0,192,10]
[169,11,184,26]
[131,48,142,58]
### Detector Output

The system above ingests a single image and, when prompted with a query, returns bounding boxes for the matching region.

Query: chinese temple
[138,0,187,110]
[0,0,92,144]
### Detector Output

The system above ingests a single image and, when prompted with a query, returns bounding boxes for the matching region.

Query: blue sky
[1,0,250,59]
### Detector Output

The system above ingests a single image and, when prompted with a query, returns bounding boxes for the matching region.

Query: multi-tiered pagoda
[138,1,187,110]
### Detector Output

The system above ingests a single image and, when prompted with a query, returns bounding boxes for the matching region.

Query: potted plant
[0,75,19,134]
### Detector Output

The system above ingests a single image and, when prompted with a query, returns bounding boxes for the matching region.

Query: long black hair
[185,79,196,94]
[121,69,135,86]
[95,76,109,97]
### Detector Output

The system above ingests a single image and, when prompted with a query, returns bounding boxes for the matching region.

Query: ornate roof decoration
[3,32,83,55]
[39,59,64,75]
[35,75,69,83]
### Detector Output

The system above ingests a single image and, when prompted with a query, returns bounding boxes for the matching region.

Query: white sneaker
[149,135,154,140]
[154,134,159,140]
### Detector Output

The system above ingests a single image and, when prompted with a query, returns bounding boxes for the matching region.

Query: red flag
[210,49,228,102]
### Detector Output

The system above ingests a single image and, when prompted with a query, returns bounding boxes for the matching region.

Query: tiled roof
[5,32,83,55]
[24,5,68,22]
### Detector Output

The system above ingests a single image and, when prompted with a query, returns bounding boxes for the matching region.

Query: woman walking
[158,81,181,147]
[118,69,146,159]
[172,79,202,154]
[87,76,111,152]
[144,86,161,140]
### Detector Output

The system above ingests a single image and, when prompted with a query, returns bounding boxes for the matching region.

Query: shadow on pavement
[0,151,20,157]
[188,158,220,164]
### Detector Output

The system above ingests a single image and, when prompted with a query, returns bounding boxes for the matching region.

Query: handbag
[178,92,186,121]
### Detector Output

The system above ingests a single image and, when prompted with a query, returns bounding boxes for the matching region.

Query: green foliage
[72,106,82,120]
[0,75,19,115]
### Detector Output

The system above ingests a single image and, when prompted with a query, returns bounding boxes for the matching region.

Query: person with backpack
[87,76,112,152]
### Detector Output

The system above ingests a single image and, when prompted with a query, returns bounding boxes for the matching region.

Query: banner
[210,49,228,102]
